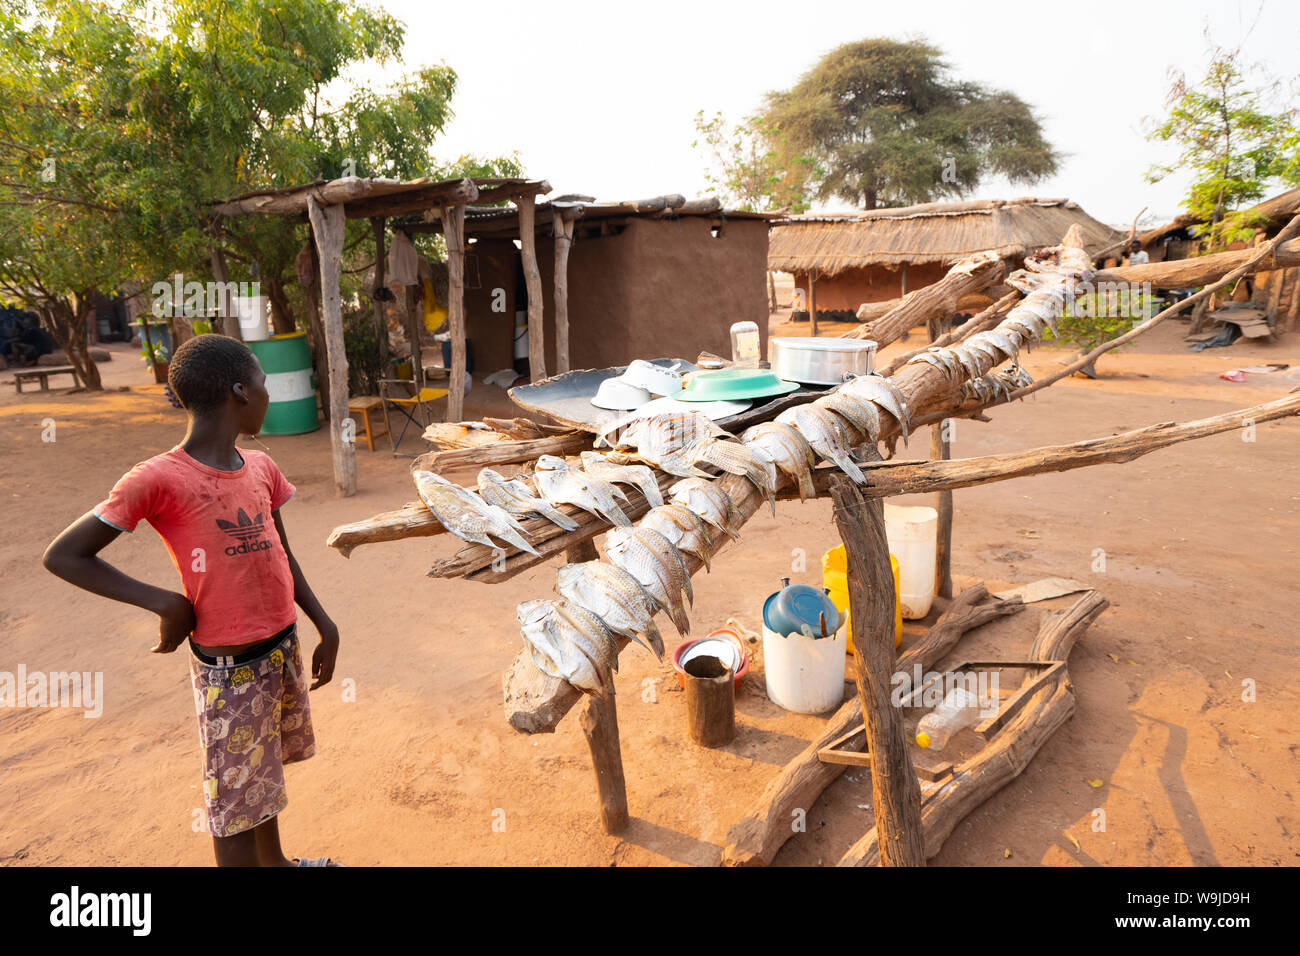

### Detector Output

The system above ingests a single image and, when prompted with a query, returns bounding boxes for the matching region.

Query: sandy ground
[1,315,1297,867]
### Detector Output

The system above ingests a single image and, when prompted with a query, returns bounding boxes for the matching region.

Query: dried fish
[556,561,665,659]
[640,503,715,571]
[533,454,631,527]
[478,468,580,531]
[413,469,539,555]
[694,438,777,515]
[775,403,865,483]
[815,390,883,442]
[740,421,817,502]
[668,477,742,540]
[579,451,664,508]
[604,526,693,636]
[836,373,912,445]
[517,598,616,698]
[601,411,721,478]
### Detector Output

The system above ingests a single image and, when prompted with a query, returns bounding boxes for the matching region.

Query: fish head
[516,599,555,626]
[535,455,567,472]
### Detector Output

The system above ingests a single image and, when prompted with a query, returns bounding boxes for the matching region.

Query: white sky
[359,0,1299,228]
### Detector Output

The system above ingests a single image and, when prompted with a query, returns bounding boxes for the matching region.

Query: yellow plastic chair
[379,379,449,455]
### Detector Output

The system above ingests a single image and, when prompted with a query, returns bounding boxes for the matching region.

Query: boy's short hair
[168,335,260,413]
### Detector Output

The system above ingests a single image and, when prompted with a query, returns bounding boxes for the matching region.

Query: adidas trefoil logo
[215,508,271,556]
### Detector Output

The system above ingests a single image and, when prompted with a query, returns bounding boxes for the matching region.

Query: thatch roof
[1137,186,1300,247]
[768,197,1120,276]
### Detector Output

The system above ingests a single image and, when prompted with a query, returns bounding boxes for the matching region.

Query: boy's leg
[211,829,261,867]
[250,815,293,867]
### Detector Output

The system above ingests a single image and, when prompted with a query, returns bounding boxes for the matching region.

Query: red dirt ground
[1,318,1297,866]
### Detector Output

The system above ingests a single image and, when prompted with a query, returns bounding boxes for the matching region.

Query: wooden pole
[566,538,629,833]
[768,270,778,312]
[809,272,818,337]
[829,476,925,866]
[552,210,573,374]
[927,315,954,600]
[516,195,546,381]
[370,217,390,374]
[305,196,356,497]
[441,204,467,421]
[305,232,330,420]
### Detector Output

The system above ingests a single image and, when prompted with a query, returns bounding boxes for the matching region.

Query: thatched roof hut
[769,197,1120,321]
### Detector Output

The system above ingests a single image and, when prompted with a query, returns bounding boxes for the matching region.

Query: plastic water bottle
[915,686,983,751]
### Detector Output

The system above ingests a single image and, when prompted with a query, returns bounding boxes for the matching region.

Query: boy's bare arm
[272,509,339,690]
[43,510,197,653]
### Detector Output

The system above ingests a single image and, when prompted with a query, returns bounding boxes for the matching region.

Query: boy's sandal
[293,856,344,867]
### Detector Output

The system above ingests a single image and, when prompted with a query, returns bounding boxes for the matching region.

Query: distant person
[43,335,343,867]
[1127,240,1149,266]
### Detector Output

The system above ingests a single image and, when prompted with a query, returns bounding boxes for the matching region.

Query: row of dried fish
[517,472,747,698]
[961,365,1034,403]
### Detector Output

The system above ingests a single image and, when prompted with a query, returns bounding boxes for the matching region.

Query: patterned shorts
[187,627,315,838]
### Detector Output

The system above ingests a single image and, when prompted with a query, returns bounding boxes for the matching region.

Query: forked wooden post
[927,314,954,599]
[552,210,575,374]
[305,196,356,497]
[829,476,925,866]
[567,538,629,833]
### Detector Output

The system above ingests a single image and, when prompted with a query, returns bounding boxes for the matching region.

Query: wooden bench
[10,365,78,393]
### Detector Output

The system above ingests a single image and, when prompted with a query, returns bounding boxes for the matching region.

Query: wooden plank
[306,195,357,497]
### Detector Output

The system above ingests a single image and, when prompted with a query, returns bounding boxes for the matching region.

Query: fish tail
[543,505,580,531]
[602,502,632,527]
[667,600,691,637]
[834,453,866,484]
[498,527,541,557]
[643,620,665,661]
[641,482,665,508]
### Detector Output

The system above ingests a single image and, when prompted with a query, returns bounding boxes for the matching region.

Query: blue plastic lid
[763,580,842,638]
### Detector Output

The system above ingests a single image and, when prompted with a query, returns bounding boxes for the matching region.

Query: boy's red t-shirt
[94,445,298,646]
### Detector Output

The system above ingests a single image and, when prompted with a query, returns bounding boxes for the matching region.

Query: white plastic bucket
[762,623,847,715]
[233,295,270,342]
[884,503,937,619]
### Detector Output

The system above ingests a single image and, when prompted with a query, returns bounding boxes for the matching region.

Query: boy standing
[43,334,342,867]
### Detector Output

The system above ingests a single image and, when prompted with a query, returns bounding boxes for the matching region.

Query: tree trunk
[209,245,242,340]
[264,274,296,335]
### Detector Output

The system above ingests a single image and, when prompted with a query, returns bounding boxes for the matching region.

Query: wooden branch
[880,292,1019,377]
[928,314,954,601]
[442,203,467,421]
[517,195,546,381]
[806,390,1300,499]
[838,590,1108,866]
[843,255,1005,345]
[1017,213,1300,399]
[326,501,440,556]
[720,583,1024,866]
[1094,236,1300,289]
[413,432,590,475]
[830,477,925,866]
[306,196,357,497]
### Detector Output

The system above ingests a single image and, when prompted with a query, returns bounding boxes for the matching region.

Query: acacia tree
[1145,43,1297,249]
[759,38,1059,209]
[692,110,820,213]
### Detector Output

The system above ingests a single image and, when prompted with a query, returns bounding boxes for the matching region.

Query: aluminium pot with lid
[769,337,877,386]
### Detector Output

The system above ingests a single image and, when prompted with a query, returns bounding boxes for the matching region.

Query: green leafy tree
[0,0,520,388]
[1145,43,1297,249]
[758,37,1059,210]
[692,110,819,213]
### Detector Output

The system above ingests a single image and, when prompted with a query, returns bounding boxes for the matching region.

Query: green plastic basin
[677,368,799,402]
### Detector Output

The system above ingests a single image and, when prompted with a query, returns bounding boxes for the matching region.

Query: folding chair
[379,378,449,455]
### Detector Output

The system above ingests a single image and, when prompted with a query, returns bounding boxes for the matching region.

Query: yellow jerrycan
[821,545,902,652]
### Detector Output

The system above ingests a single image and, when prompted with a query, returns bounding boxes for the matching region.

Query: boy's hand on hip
[310,623,340,690]
[151,592,196,654]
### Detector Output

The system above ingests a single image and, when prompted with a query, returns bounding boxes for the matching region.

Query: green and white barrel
[247,332,319,435]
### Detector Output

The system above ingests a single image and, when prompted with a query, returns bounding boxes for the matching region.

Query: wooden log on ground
[830,477,924,866]
[843,254,1005,345]
[838,590,1108,866]
[306,195,357,497]
[516,195,546,381]
[720,583,1024,866]
[442,203,467,421]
